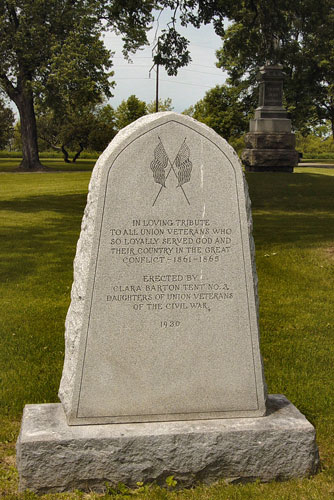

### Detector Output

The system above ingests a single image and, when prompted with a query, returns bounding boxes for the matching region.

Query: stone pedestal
[242,65,299,173]
[16,395,319,494]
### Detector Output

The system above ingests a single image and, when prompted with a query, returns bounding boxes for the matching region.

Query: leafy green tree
[0,97,15,150]
[146,98,173,113]
[88,105,117,152]
[0,1,114,170]
[310,6,334,138]
[115,95,147,130]
[37,106,100,162]
[37,103,117,157]
[216,0,334,136]
[187,85,251,140]
[296,131,334,157]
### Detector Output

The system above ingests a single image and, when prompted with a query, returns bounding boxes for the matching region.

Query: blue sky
[103,11,228,112]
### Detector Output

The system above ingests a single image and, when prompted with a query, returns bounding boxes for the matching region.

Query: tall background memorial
[242,64,299,173]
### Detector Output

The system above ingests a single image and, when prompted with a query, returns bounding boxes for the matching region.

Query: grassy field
[0,165,334,499]
[0,157,96,172]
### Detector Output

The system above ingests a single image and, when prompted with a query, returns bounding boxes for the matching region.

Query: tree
[146,98,173,113]
[0,97,15,150]
[187,84,251,140]
[310,6,334,138]
[0,1,115,170]
[37,106,94,162]
[215,0,334,136]
[88,105,117,152]
[37,103,117,157]
[115,95,147,130]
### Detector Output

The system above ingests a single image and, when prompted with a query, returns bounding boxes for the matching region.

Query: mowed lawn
[0,157,96,172]
[0,165,334,499]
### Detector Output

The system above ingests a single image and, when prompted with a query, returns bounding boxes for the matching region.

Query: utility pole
[149,37,160,112]
[155,59,159,112]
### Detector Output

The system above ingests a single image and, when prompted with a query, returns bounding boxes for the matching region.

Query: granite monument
[16,113,318,493]
[242,64,299,172]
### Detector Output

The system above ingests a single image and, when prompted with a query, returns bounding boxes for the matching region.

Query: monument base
[242,146,298,173]
[16,395,318,494]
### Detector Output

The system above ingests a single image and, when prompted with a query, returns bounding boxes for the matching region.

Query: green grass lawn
[0,157,96,172]
[1,166,334,499]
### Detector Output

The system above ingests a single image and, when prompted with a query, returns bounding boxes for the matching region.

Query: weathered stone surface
[254,108,288,120]
[242,65,298,172]
[16,395,319,494]
[257,65,286,108]
[242,149,299,168]
[249,118,292,134]
[244,132,296,150]
[58,111,267,425]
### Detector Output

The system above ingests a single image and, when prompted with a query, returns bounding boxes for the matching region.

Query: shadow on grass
[0,224,81,284]
[253,212,334,249]
[247,172,334,213]
[1,171,333,214]
[0,193,87,213]
[246,172,334,249]
[0,194,87,284]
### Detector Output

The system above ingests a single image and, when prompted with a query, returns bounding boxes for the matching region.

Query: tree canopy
[186,84,251,139]
[216,0,334,136]
[146,98,174,113]
[0,0,115,169]
[36,104,108,162]
[115,95,147,130]
[35,97,174,157]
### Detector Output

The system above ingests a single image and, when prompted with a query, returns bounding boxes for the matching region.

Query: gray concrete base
[16,395,319,494]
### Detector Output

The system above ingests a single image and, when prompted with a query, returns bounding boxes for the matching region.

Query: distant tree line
[3,88,334,161]
[8,97,174,161]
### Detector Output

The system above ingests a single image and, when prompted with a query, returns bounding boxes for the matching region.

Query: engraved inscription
[110,218,232,265]
[106,218,235,318]
[106,274,233,313]
[264,83,282,106]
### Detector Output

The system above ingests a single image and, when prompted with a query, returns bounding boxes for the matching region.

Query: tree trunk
[72,142,84,163]
[61,145,71,163]
[16,90,46,171]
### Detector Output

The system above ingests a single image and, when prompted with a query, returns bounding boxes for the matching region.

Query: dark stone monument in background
[242,64,299,173]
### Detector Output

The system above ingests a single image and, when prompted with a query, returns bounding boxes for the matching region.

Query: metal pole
[155,61,159,112]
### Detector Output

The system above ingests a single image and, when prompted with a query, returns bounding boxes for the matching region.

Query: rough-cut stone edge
[58,112,267,420]
[242,148,299,168]
[16,395,319,494]
[244,132,296,150]
[58,114,175,415]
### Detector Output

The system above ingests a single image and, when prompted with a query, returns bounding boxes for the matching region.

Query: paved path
[298,162,334,169]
